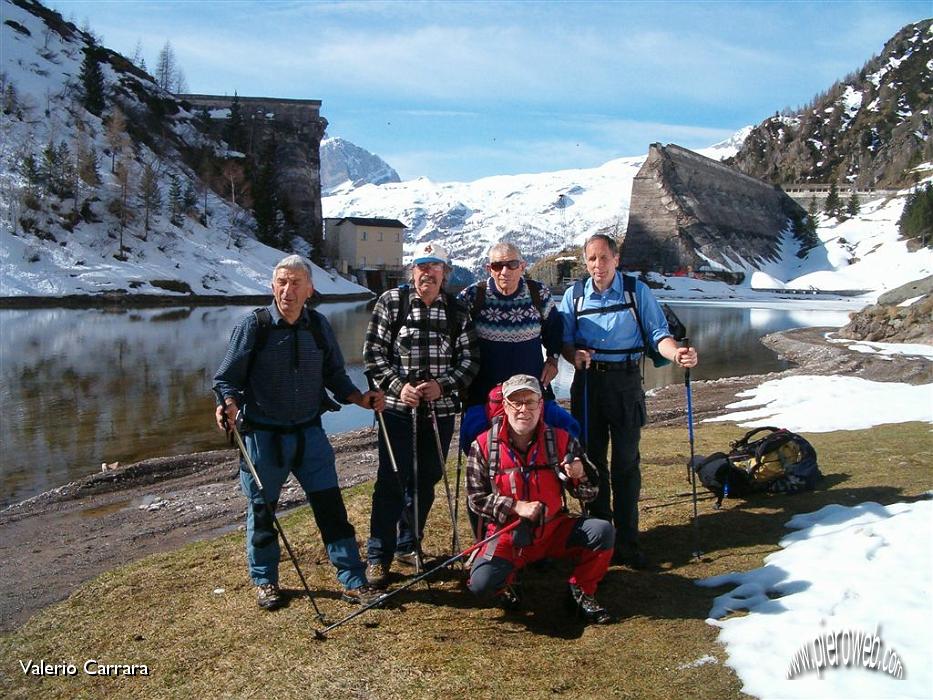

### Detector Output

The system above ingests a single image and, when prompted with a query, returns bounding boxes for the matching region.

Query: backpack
[571,274,686,367]
[693,427,822,507]
[250,305,341,413]
[389,283,464,371]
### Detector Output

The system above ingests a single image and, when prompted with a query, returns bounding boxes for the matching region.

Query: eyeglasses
[504,397,542,412]
[489,260,522,272]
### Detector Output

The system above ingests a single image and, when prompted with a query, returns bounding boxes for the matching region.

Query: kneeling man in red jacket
[466,374,614,624]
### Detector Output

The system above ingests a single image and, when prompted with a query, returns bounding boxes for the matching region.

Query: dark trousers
[570,367,646,548]
[367,407,454,564]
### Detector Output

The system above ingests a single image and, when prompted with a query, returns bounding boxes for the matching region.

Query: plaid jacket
[363,286,479,417]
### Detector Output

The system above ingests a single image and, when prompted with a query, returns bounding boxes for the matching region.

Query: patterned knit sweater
[458,277,564,405]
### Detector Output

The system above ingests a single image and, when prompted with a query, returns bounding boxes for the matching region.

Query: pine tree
[57,141,77,199]
[897,183,933,247]
[19,153,42,196]
[846,192,861,217]
[79,47,105,115]
[168,175,183,226]
[139,163,161,233]
[183,181,197,210]
[252,139,280,246]
[824,181,840,218]
[113,159,132,251]
[41,142,60,195]
[3,82,18,116]
[223,92,245,152]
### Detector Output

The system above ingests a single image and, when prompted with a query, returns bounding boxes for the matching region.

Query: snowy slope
[0,0,369,298]
[323,155,646,271]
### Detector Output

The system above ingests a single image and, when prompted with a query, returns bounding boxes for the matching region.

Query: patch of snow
[705,375,932,432]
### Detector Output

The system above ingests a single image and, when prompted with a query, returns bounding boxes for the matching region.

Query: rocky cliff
[182,95,328,250]
[837,276,933,344]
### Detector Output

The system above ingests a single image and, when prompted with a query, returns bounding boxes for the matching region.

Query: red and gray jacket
[466,416,596,527]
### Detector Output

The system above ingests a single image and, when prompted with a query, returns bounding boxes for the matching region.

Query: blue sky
[47,0,932,182]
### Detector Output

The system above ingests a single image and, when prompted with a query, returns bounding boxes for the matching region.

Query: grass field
[2,421,930,700]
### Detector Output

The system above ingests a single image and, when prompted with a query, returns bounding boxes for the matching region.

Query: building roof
[336,217,407,228]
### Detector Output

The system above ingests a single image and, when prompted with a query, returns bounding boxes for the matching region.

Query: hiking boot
[496,583,523,611]
[566,583,614,624]
[394,550,420,568]
[342,584,387,607]
[613,543,648,570]
[256,583,284,610]
[366,561,390,589]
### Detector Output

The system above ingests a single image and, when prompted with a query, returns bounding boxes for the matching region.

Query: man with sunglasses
[465,374,614,624]
[363,242,479,586]
[458,242,565,409]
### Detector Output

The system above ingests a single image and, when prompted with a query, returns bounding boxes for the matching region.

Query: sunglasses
[489,260,522,272]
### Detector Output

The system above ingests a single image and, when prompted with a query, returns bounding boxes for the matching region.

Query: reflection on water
[0,302,850,506]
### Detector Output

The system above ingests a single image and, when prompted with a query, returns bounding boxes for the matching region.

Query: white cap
[412,242,450,265]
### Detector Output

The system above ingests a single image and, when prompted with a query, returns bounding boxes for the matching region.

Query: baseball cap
[412,242,450,265]
[501,374,542,398]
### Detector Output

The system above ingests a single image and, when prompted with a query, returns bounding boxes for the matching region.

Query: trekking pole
[453,416,465,551]
[683,338,702,559]
[427,399,461,554]
[221,407,326,623]
[313,518,522,640]
[411,404,425,574]
[365,373,428,583]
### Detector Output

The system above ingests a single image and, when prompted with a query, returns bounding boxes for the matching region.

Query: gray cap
[501,374,542,398]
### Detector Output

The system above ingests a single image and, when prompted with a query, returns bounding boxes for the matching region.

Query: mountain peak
[320,137,401,194]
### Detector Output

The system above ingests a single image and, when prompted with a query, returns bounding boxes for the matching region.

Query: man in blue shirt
[214,255,385,610]
[559,235,698,568]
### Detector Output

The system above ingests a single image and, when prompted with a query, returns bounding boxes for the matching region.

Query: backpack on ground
[692,426,822,507]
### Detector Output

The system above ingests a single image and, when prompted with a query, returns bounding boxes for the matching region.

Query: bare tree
[131,39,145,68]
[155,41,175,91]
[222,161,245,206]
[105,106,131,173]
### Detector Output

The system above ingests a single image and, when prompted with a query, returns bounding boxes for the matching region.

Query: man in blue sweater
[458,242,564,409]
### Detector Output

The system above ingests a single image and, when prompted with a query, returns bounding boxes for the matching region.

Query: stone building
[323,217,406,292]
[622,143,806,274]
[181,94,328,251]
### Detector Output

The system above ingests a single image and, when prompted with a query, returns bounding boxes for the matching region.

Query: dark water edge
[0,291,374,309]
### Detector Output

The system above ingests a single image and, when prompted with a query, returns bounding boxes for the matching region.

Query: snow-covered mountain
[0,0,368,298]
[322,132,752,276]
[320,137,400,194]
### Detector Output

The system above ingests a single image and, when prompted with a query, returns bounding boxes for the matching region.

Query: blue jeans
[367,408,454,564]
[240,425,366,589]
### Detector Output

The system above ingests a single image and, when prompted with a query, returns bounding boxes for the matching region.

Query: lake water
[0,301,852,506]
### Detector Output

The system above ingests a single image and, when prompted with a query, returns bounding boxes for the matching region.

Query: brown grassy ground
[1,421,930,700]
